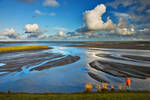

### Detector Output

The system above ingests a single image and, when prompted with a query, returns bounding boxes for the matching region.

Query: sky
[0,0,150,41]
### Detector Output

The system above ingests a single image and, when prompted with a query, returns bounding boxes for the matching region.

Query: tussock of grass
[0,46,52,53]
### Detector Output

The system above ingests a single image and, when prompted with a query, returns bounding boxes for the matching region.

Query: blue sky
[0,0,150,41]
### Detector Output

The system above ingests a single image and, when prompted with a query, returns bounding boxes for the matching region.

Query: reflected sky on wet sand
[0,42,150,93]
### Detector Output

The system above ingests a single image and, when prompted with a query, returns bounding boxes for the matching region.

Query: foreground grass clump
[0,92,150,100]
[0,46,52,53]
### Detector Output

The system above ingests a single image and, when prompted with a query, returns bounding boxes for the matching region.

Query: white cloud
[35,10,43,15]
[112,18,135,35]
[49,12,56,16]
[24,24,39,33]
[116,28,135,35]
[0,28,21,39]
[139,28,150,32]
[83,4,135,35]
[58,31,67,37]
[114,12,131,20]
[43,0,59,7]
[84,4,116,31]
[2,28,16,35]
[24,24,49,39]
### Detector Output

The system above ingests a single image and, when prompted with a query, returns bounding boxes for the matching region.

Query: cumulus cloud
[0,28,21,39]
[43,0,59,7]
[118,18,135,35]
[2,28,16,35]
[24,24,39,33]
[53,27,68,37]
[82,4,136,35]
[116,28,135,35]
[84,4,116,31]
[58,31,67,37]
[24,24,48,39]
[0,24,51,40]
[82,4,137,36]
[110,18,135,35]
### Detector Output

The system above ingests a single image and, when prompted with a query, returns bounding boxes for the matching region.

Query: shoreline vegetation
[0,46,52,53]
[1,82,150,100]
[0,92,150,100]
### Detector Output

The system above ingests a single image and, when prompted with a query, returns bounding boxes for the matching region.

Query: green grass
[0,92,150,100]
[0,46,52,53]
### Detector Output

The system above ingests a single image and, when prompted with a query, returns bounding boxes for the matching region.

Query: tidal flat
[0,41,150,93]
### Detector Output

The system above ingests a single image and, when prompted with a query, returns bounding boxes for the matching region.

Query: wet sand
[0,42,150,92]
[88,48,150,82]
[89,60,150,79]
[30,55,80,71]
[88,72,110,83]
[0,50,80,76]
[122,55,150,62]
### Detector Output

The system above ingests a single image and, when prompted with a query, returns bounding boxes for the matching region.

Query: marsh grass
[0,46,52,53]
[0,92,150,100]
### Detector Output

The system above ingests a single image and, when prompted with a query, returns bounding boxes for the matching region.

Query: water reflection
[87,48,150,91]
[0,43,150,93]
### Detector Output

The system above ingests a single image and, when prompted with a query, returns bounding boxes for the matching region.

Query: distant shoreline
[1,41,150,50]
[67,41,150,50]
[0,41,150,43]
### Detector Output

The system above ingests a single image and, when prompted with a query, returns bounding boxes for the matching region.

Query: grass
[0,92,150,100]
[0,46,52,53]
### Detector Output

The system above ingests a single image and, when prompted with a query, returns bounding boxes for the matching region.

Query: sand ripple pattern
[0,50,80,76]
[88,48,150,83]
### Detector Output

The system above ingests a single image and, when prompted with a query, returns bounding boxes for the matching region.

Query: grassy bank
[0,46,52,53]
[0,92,150,100]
